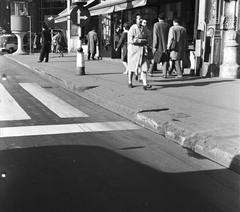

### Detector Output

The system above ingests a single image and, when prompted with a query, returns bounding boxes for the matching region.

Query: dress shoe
[162,75,167,78]
[148,73,153,77]
[143,84,152,90]
[37,60,42,63]
[175,75,183,78]
[128,83,133,88]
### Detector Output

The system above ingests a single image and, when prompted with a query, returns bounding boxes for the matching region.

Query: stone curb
[5,55,240,174]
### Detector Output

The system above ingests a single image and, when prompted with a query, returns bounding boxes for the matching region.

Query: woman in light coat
[127,14,152,90]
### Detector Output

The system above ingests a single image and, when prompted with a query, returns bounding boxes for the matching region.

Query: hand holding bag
[153,49,163,63]
[169,39,176,51]
[144,46,153,60]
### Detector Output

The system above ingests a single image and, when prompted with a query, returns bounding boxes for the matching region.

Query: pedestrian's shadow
[150,77,235,89]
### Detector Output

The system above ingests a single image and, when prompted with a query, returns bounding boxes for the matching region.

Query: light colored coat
[87,30,98,54]
[127,24,149,74]
[167,24,188,60]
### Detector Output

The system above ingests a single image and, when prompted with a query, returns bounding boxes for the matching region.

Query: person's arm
[152,24,158,53]
[116,32,126,51]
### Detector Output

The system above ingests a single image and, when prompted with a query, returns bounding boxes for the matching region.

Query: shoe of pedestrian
[148,73,153,77]
[37,61,42,63]
[128,83,133,88]
[176,75,183,78]
[45,61,48,63]
[123,71,128,75]
[162,75,167,78]
[135,74,138,81]
[143,84,152,90]
[92,57,96,60]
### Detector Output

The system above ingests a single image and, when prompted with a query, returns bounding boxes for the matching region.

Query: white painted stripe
[19,83,88,118]
[0,84,31,121]
[0,121,141,138]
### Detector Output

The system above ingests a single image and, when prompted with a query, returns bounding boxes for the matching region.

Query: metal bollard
[76,47,85,75]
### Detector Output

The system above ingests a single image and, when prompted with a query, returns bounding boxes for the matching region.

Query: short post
[76,26,85,75]
[70,1,90,75]
[76,47,85,75]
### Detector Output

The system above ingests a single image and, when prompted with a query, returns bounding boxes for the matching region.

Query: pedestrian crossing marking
[0,83,31,121]
[0,121,141,138]
[19,83,88,118]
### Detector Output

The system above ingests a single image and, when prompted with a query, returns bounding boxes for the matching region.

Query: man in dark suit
[167,18,188,78]
[152,13,170,78]
[38,23,51,63]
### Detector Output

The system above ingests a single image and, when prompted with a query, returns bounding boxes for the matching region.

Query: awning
[89,0,147,16]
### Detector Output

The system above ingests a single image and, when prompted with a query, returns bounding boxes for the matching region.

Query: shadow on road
[0,145,239,212]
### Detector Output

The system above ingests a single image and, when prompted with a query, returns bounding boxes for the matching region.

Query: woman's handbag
[144,46,153,60]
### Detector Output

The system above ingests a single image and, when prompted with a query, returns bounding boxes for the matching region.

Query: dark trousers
[39,44,50,62]
[149,61,157,74]
[88,52,95,60]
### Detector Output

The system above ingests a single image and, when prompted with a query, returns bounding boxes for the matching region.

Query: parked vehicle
[0,34,18,53]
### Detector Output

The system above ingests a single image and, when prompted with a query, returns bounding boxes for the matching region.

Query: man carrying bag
[152,13,170,78]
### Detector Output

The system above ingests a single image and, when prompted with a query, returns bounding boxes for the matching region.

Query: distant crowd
[36,12,189,90]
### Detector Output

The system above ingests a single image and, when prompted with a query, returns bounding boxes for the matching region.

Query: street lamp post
[27,16,32,54]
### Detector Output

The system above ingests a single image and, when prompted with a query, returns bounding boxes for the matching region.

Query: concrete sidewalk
[4,53,240,173]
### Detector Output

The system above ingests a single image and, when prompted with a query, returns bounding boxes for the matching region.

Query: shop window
[10,1,28,16]
[102,14,111,51]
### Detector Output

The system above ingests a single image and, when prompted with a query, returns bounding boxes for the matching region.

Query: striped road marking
[0,121,141,138]
[19,83,88,118]
[0,84,31,121]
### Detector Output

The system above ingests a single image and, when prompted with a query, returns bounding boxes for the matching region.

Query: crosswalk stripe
[19,83,88,118]
[0,83,31,121]
[0,121,141,138]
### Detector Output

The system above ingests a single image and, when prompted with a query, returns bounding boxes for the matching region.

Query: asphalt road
[0,56,240,212]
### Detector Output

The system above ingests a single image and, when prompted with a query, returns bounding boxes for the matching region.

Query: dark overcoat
[152,20,170,62]
[167,24,188,60]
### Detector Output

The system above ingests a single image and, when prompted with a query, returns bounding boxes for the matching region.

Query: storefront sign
[70,6,91,27]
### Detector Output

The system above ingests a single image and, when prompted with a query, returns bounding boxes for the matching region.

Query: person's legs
[162,61,167,78]
[122,61,128,74]
[175,60,183,77]
[149,60,157,75]
[39,46,44,62]
[88,52,91,60]
[45,45,49,62]
[128,71,133,87]
[168,60,175,75]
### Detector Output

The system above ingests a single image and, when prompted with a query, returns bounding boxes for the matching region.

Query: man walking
[167,18,188,78]
[152,13,170,78]
[38,23,51,63]
[87,27,98,60]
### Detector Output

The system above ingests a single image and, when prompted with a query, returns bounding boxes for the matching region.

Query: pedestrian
[115,22,131,75]
[38,23,51,63]
[52,32,59,53]
[56,30,66,57]
[167,18,188,78]
[127,13,152,90]
[33,33,38,54]
[152,13,170,78]
[87,27,99,60]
